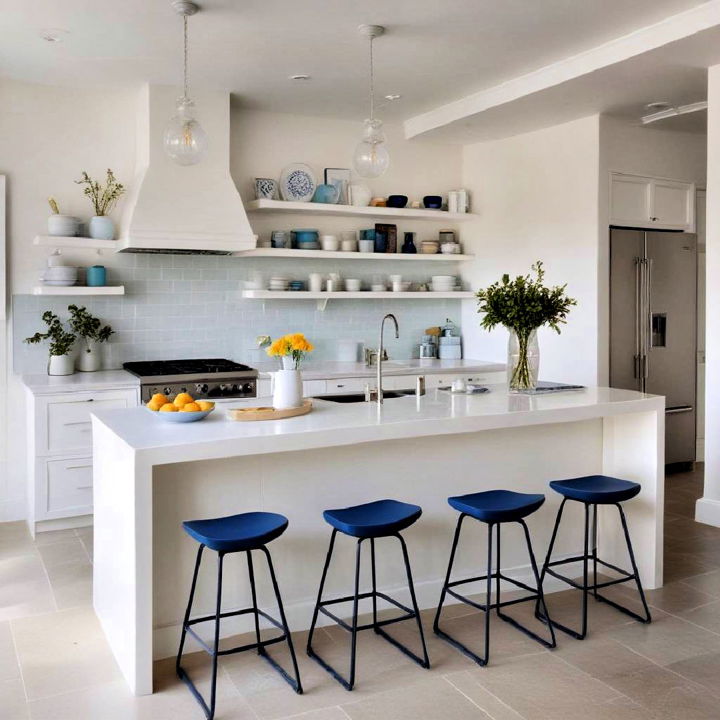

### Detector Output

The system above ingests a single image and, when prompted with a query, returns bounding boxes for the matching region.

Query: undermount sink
[314,389,415,403]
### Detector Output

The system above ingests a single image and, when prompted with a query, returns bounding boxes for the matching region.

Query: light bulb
[163,98,208,166]
[353,118,390,178]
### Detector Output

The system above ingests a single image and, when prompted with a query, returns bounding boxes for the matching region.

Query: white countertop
[255,358,506,380]
[22,370,139,395]
[91,385,663,463]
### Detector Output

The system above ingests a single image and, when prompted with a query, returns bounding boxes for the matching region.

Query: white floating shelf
[32,285,125,296]
[235,248,473,262]
[34,235,118,251]
[246,199,476,222]
[242,288,473,310]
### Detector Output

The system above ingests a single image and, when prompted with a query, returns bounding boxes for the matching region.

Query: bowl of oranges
[145,392,215,423]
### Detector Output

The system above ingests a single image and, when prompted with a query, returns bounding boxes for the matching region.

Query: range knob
[242,383,254,395]
[163,387,172,396]
[196,383,209,394]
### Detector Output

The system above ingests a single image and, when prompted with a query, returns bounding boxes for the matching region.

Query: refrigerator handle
[644,258,652,379]
[634,258,641,380]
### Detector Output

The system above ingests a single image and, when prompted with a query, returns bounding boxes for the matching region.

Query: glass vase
[507,329,539,392]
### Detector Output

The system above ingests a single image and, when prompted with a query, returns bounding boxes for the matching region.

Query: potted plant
[46,196,80,237]
[75,169,125,240]
[68,304,114,372]
[24,311,76,376]
[476,261,576,392]
[265,333,314,409]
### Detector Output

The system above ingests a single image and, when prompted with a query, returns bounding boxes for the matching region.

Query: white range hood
[118,84,256,254]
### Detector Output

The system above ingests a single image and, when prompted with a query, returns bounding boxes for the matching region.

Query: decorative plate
[279,163,316,202]
[147,407,214,423]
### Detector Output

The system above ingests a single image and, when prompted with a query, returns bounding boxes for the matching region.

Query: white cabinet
[610,173,695,231]
[26,386,139,533]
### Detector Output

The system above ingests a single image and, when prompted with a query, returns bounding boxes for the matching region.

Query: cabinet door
[39,456,94,520]
[651,179,695,231]
[610,174,651,227]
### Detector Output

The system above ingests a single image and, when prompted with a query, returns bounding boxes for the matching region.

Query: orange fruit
[146,400,163,411]
[151,393,169,406]
[159,403,178,412]
[196,400,215,411]
[173,392,195,408]
[180,402,201,412]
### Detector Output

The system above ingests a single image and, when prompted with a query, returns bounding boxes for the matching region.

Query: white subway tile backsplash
[12,254,464,374]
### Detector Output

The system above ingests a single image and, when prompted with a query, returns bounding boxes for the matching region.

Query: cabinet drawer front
[45,457,93,516]
[43,391,136,454]
[326,378,369,393]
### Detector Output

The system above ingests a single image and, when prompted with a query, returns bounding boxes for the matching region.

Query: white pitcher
[271,369,303,410]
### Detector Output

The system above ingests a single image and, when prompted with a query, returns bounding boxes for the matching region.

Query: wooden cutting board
[227,399,313,422]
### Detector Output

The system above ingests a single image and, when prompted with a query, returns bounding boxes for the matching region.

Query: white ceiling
[0,0,712,124]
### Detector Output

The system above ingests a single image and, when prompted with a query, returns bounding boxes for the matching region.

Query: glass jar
[507,328,539,392]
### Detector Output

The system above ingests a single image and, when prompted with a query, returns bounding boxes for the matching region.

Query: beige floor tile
[681,569,720,598]
[340,676,490,719]
[677,599,720,635]
[76,529,93,561]
[1,677,30,719]
[37,539,89,569]
[602,664,720,719]
[444,672,525,720]
[0,621,21,682]
[0,522,37,561]
[610,579,716,614]
[608,613,720,666]
[0,554,55,622]
[442,652,621,719]
[45,560,93,610]
[12,606,121,701]
[666,650,720,699]
[279,709,349,720]
[33,529,80,546]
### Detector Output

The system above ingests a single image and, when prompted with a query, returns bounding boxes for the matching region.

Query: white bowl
[321,239,340,251]
[345,279,361,292]
[359,240,374,253]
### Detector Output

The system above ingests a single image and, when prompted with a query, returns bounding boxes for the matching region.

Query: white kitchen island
[91,386,664,695]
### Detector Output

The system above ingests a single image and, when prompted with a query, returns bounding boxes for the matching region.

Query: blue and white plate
[147,407,214,423]
[280,163,316,202]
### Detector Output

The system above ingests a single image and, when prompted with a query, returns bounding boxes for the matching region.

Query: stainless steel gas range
[123,359,258,404]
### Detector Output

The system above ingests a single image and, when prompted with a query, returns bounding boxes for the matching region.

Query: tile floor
[3,467,720,719]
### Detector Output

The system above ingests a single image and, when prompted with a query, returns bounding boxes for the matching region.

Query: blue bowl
[387,194,408,208]
[293,229,319,244]
[147,407,214,423]
[423,195,443,209]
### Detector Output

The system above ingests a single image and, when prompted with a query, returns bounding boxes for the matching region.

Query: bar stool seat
[183,511,288,552]
[549,475,641,504]
[323,499,421,538]
[449,490,545,523]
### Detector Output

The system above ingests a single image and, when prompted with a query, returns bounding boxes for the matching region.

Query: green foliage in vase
[476,261,577,335]
[75,169,125,216]
[24,311,76,356]
[68,305,114,352]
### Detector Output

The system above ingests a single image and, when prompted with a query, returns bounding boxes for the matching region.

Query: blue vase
[374,229,388,253]
[401,232,417,254]
[87,265,107,287]
[89,215,115,240]
[312,184,339,204]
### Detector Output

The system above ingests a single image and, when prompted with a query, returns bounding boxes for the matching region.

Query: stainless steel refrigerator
[610,228,697,465]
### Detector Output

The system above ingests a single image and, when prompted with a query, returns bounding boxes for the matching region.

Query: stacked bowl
[269,276,290,291]
[42,266,77,286]
[431,275,456,292]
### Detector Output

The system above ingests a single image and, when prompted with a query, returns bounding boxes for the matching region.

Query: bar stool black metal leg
[370,538,378,633]
[306,530,337,656]
[433,514,467,635]
[591,504,598,599]
[176,544,204,677]
[535,498,567,621]
[347,538,364,690]
[376,532,430,669]
[495,523,501,617]
[247,550,263,656]
[259,546,304,693]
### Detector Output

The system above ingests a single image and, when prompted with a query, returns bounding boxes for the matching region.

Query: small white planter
[89,215,115,240]
[48,354,74,376]
[48,215,80,237]
[271,369,303,410]
[77,340,102,372]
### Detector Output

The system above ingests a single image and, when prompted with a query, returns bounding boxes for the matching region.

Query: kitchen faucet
[376,313,399,404]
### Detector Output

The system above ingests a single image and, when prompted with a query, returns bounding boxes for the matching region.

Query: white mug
[309,273,324,292]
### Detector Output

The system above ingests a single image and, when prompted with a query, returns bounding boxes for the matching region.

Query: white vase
[77,340,102,372]
[272,369,303,410]
[48,354,74,376]
[47,214,80,237]
[348,183,371,207]
[89,215,115,240]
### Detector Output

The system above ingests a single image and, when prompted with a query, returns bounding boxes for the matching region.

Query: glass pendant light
[164,0,208,165]
[353,25,390,179]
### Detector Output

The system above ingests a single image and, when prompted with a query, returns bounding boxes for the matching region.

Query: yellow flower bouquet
[266,333,314,370]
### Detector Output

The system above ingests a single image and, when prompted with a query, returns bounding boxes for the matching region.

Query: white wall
[459,115,602,386]
[697,65,720,527]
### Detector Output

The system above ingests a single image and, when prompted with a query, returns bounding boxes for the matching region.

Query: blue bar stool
[306,499,430,690]
[537,475,652,640]
[434,490,556,666]
[176,512,302,720]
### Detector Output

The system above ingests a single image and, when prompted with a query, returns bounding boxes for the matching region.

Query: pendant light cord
[183,14,189,101]
[369,34,375,122]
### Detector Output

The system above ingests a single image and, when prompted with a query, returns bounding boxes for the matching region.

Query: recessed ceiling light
[645,101,672,111]
[40,28,69,42]
[289,74,311,81]
[384,94,401,101]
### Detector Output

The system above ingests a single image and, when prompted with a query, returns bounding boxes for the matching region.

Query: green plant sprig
[24,311,76,356]
[67,305,114,351]
[74,169,125,216]
[476,261,576,336]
